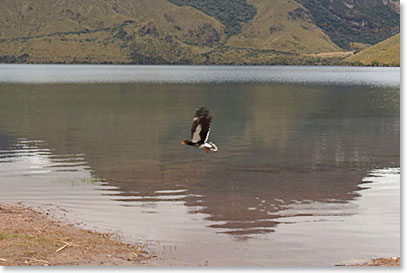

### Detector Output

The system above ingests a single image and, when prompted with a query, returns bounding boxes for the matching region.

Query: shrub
[167,0,257,36]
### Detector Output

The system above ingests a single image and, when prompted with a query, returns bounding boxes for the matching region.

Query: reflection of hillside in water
[0,83,399,238]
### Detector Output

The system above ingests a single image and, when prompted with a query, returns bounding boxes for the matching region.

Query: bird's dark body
[182,107,218,152]
[191,107,211,145]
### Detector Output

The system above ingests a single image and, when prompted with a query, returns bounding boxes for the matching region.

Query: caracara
[182,107,218,152]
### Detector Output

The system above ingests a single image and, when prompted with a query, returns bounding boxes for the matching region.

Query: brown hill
[0,0,399,64]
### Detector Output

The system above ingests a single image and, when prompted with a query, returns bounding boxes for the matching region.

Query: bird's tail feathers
[208,142,218,152]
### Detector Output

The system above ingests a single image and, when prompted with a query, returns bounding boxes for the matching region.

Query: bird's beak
[181,141,186,145]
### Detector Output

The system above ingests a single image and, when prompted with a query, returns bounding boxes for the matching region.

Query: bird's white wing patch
[204,128,211,143]
[201,142,218,151]
[191,124,202,143]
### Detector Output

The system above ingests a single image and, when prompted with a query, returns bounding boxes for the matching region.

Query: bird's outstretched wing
[191,107,212,144]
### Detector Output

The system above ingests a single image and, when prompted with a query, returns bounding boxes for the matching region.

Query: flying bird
[182,107,218,152]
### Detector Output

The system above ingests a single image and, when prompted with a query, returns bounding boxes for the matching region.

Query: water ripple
[0,64,400,87]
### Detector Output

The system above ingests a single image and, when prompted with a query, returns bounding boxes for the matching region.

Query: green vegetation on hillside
[167,0,257,36]
[345,33,400,66]
[0,0,399,65]
[297,0,400,49]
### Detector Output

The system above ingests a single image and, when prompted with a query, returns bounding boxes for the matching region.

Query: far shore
[0,61,400,67]
[0,202,399,266]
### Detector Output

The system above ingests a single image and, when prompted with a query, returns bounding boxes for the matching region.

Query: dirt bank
[0,203,152,266]
[336,257,400,266]
[349,257,400,266]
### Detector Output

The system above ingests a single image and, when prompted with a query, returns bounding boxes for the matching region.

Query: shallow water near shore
[0,65,400,266]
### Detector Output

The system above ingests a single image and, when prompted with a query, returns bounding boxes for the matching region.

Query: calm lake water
[0,65,400,266]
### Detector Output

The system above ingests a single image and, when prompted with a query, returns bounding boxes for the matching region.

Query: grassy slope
[227,0,341,54]
[0,0,227,44]
[0,0,387,64]
[345,33,400,66]
[0,0,226,64]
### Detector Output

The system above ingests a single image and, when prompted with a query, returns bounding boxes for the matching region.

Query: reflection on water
[0,66,400,265]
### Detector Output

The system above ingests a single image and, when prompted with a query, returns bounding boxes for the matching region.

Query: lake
[0,65,400,266]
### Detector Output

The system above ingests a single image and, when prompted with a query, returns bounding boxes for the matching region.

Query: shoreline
[345,257,400,266]
[0,203,153,266]
[0,61,400,67]
[0,202,400,266]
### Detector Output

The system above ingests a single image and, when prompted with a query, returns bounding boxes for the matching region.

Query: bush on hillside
[167,0,257,36]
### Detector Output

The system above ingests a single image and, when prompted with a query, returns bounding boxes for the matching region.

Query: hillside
[167,0,257,36]
[231,0,342,52]
[297,0,400,49]
[345,33,400,66]
[0,0,399,65]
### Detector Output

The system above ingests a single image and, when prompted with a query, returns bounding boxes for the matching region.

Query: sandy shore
[0,203,153,266]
